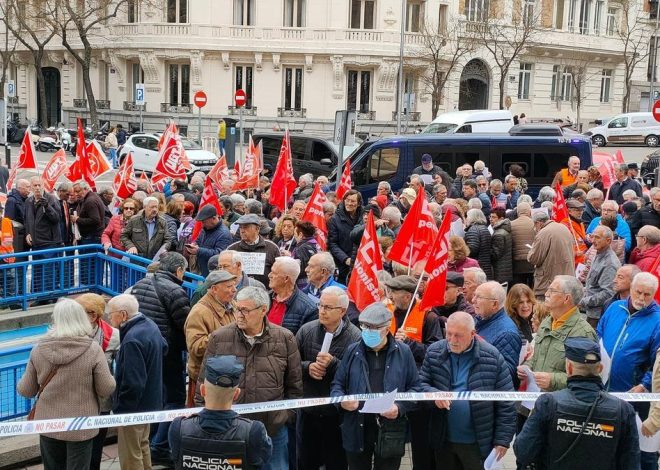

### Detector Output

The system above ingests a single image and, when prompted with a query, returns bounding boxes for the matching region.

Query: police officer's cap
[564,337,601,364]
[205,355,244,387]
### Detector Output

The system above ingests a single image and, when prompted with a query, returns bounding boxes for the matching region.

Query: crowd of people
[2,151,660,470]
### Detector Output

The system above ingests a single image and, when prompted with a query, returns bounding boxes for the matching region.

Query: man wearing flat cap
[185,205,232,277]
[515,337,639,470]
[185,270,238,405]
[562,198,588,266]
[228,214,280,286]
[169,355,273,469]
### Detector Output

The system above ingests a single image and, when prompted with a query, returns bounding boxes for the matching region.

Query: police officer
[514,337,640,470]
[169,355,273,469]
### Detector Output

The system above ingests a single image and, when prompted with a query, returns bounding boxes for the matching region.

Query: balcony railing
[73,98,87,108]
[277,108,307,118]
[228,106,258,116]
[392,111,421,121]
[123,101,146,111]
[96,100,110,110]
[160,103,192,113]
[357,110,376,120]
[7,96,18,104]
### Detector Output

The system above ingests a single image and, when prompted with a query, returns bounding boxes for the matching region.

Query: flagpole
[400,273,425,331]
[407,238,413,275]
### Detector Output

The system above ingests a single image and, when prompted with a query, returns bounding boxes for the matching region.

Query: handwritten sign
[240,252,267,275]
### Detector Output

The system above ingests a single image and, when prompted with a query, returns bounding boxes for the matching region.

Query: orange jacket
[557,168,578,188]
[0,217,15,263]
[562,217,587,265]
[388,302,426,343]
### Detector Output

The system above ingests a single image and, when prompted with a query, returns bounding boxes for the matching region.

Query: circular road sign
[235,89,246,108]
[193,91,207,108]
[654,100,660,123]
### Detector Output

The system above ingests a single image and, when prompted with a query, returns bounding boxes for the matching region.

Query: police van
[334,134,592,199]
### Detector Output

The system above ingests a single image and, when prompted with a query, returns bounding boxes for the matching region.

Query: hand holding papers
[360,389,398,414]
[519,365,540,410]
[484,448,504,470]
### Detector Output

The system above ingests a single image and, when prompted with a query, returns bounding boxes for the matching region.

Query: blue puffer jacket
[475,309,522,385]
[196,221,233,277]
[275,288,319,335]
[587,214,632,252]
[597,299,660,392]
[330,336,421,454]
[419,338,516,459]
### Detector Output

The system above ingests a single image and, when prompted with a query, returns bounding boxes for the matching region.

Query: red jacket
[101,215,126,251]
[629,243,660,272]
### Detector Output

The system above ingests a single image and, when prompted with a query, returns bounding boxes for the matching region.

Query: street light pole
[396,0,406,134]
[650,2,660,111]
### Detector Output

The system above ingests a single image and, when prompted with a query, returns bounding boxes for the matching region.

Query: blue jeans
[263,426,288,470]
[108,148,117,168]
[641,451,658,470]
[218,139,225,153]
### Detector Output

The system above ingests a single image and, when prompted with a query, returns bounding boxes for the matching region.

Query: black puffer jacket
[629,205,660,236]
[24,194,62,247]
[464,221,493,279]
[491,218,513,284]
[327,203,363,282]
[131,271,191,352]
[273,288,319,335]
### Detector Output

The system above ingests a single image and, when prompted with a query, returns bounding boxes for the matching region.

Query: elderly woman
[587,166,604,192]
[464,208,493,279]
[505,283,536,343]
[273,215,298,253]
[447,236,479,273]
[102,197,139,253]
[75,293,120,470]
[328,189,364,284]
[17,299,115,470]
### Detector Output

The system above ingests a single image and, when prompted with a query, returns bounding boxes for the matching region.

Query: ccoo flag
[347,210,383,311]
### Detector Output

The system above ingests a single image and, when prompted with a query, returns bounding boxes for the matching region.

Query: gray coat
[120,213,173,259]
[527,221,575,298]
[580,247,620,319]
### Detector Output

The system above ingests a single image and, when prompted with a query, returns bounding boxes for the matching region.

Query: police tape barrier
[4,390,660,437]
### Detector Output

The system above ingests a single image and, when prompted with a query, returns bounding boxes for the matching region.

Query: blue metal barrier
[0,346,33,420]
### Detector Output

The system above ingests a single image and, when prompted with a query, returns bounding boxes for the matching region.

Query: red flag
[419,214,453,310]
[233,158,242,179]
[592,150,623,190]
[7,127,38,190]
[649,256,660,304]
[348,210,383,311]
[191,177,224,241]
[388,188,438,266]
[552,182,569,223]
[41,149,69,192]
[234,136,260,191]
[151,122,188,189]
[336,161,352,201]
[138,171,154,193]
[85,141,112,178]
[67,118,96,189]
[208,153,230,190]
[301,183,328,250]
[113,152,137,200]
[269,130,297,212]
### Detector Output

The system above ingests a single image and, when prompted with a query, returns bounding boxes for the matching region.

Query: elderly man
[268,256,318,335]
[295,286,361,470]
[420,311,516,467]
[515,337,639,469]
[520,275,596,391]
[323,201,336,223]
[201,286,303,470]
[293,174,314,201]
[561,169,590,198]
[186,205,232,277]
[5,178,29,252]
[603,264,642,314]
[563,198,588,266]
[630,187,660,235]
[432,184,448,205]
[463,267,487,305]
[510,202,535,286]
[586,200,633,252]
[302,252,345,302]
[433,272,475,322]
[290,200,306,220]
[608,163,643,204]
[228,214,280,286]
[185,270,237,399]
[70,181,106,245]
[527,211,575,300]
[583,188,604,226]
[120,196,173,259]
[580,225,621,328]
[109,294,167,470]
[381,205,402,236]
[474,281,522,383]
[630,225,660,271]
[598,272,660,470]
[553,155,581,188]
[488,179,508,209]
[56,183,73,246]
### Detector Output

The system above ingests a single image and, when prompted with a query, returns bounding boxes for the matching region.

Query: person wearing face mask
[331,302,422,470]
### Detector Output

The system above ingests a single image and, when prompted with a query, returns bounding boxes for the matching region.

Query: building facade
[3,0,658,135]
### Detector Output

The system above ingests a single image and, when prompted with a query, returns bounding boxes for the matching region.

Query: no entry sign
[235,89,246,108]
[653,100,660,123]
[193,91,207,108]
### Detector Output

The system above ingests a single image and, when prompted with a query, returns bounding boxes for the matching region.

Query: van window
[424,122,458,134]
[502,153,532,177]
[132,136,149,149]
[533,152,566,178]
[258,137,281,157]
[456,124,472,133]
[411,145,483,175]
[290,137,308,160]
[500,148,570,180]
[353,146,401,186]
[608,117,628,128]
[311,141,334,163]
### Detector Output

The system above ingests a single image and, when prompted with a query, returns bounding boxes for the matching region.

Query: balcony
[357,110,376,120]
[160,103,192,113]
[96,100,110,110]
[123,101,146,111]
[277,108,306,118]
[392,111,421,121]
[228,106,258,116]
[7,96,18,105]
[73,99,87,108]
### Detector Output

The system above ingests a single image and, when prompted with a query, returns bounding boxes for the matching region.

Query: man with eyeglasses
[295,286,360,470]
[586,200,632,253]
[630,188,660,236]
[630,225,660,272]
[200,286,303,470]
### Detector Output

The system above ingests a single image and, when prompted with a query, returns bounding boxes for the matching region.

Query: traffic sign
[194,91,207,108]
[235,89,246,108]
[654,100,660,123]
[135,83,145,106]
[6,80,15,98]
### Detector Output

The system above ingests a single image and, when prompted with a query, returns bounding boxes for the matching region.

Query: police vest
[544,388,625,470]
[176,415,253,470]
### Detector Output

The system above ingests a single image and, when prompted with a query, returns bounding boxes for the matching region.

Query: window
[283,67,303,111]
[608,117,628,128]
[567,0,577,31]
[554,0,564,28]
[235,65,254,108]
[403,73,416,113]
[347,70,371,113]
[406,1,422,32]
[311,142,334,163]
[649,37,658,82]
[351,0,375,29]
[551,65,572,101]
[593,0,603,34]
[438,4,448,34]
[523,0,535,26]
[600,69,612,103]
[168,64,190,105]
[131,63,144,101]
[579,0,591,34]
[284,0,305,26]
[167,0,187,23]
[606,8,617,35]
[353,147,401,185]
[518,63,532,100]
[465,0,489,22]
[127,0,138,23]
[234,0,255,25]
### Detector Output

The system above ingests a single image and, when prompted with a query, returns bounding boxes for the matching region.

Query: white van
[585,112,660,147]
[421,110,514,134]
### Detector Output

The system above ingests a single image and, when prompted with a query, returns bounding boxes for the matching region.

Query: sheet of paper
[419,174,434,185]
[484,448,503,470]
[359,389,397,414]
[152,245,168,262]
[240,252,267,275]
[575,263,587,279]
[636,414,660,453]
[519,340,528,365]
[520,365,540,411]
[320,332,333,354]
[599,338,612,385]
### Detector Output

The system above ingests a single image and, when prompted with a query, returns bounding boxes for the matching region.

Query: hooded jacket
[491,218,513,284]
[465,221,493,280]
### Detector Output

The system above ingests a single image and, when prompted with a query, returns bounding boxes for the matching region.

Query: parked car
[584,112,660,147]
[118,133,218,174]
[252,132,363,178]
[421,110,514,134]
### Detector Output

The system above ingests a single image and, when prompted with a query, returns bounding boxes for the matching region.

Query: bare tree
[0,0,18,101]
[411,19,475,119]
[471,2,539,109]
[1,0,57,126]
[555,53,604,131]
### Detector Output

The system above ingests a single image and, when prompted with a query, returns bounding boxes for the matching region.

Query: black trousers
[297,411,347,470]
[409,409,435,469]
[40,435,93,470]
[345,419,401,470]
[433,442,482,470]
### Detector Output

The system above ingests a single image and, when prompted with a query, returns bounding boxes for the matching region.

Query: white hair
[518,194,533,205]
[75,180,91,191]
[533,210,550,223]
[274,256,301,280]
[466,208,487,226]
[221,250,244,266]
[382,206,402,224]
[311,252,336,272]
[483,281,506,308]
[587,188,604,201]
[622,189,637,199]
[447,311,476,331]
[230,193,246,205]
[107,294,140,318]
[321,286,350,309]
[602,200,619,211]
[555,275,584,305]
[632,272,659,292]
[474,160,485,171]
[236,286,270,310]
[142,196,158,207]
[489,179,502,188]
[49,299,92,338]
[467,198,483,210]
[464,267,487,285]
[538,186,555,202]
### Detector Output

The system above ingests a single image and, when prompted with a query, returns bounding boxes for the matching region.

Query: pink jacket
[101,215,126,251]
[448,257,480,273]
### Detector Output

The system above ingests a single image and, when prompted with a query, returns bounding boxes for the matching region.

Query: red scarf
[99,320,113,351]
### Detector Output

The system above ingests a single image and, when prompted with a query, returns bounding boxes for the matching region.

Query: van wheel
[646,135,659,147]
[591,135,606,147]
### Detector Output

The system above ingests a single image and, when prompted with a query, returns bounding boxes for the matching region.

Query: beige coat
[511,215,535,262]
[644,349,660,433]
[527,220,575,297]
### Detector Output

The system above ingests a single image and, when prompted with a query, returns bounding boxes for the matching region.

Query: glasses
[319,304,343,312]
[123,207,136,211]
[478,183,488,187]
[106,310,125,317]
[235,306,262,316]
[474,294,497,301]
[360,322,389,331]
[217,264,234,270]
[545,288,566,296]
